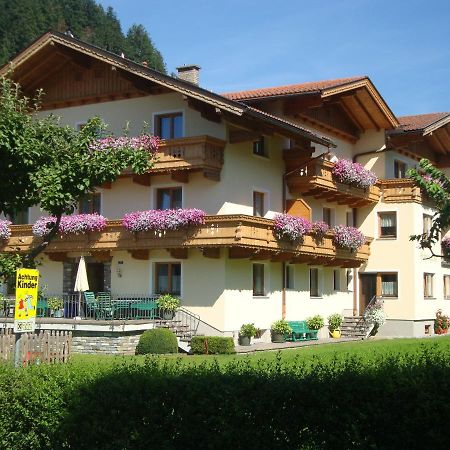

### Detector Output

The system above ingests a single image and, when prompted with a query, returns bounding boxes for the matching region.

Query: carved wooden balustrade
[283,151,380,207]
[1,215,371,268]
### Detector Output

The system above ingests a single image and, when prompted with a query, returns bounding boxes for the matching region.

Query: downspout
[281,146,330,319]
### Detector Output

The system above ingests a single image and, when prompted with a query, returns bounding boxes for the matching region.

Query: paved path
[235,337,361,353]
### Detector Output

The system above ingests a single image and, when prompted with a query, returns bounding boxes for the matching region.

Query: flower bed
[311,221,329,239]
[0,219,11,241]
[32,214,107,237]
[122,209,206,233]
[332,225,365,251]
[89,135,160,154]
[434,309,449,334]
[273,214,312,241]
[332,159,377,189]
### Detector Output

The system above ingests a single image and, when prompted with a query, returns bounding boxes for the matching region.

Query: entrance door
[86,263,105,293]
[359,274,377,313]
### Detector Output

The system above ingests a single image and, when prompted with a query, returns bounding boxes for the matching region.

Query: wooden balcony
[284,151,380,207]
[378,179,431,204]
[1,215,371,268]
[128,135,226,185]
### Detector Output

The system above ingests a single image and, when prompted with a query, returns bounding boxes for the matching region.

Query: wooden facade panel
[286,198,311,220]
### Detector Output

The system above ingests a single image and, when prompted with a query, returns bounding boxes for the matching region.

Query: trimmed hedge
[135,328,178,354]
[190,336,235,354]
[1,342,450,448]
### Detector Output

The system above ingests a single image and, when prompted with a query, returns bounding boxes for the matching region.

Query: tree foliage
[0,0,166,72]
[408,158,450,257]
[0,76,156,276]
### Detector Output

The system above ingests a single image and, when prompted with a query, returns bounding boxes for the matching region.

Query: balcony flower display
[32,214,107,237]
[0,219,11,241]
[311,221,329,240]
[122,209,206,233]
[273,214,312,241]
[332,159,377,189]
[332,225,365,251]
[442,237,450,255]
[89,135,160,154]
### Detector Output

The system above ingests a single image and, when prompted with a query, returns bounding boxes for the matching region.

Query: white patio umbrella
[74,256,89,318]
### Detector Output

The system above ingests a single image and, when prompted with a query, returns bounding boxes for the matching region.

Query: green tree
[0,76,156,277]
[125,24,166,72]
[408,159,450,257]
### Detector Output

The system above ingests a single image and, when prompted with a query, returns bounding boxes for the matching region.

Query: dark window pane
[253,264,265,296]
[156,264,169,294]
[310,269,319,297]
[173,115,183,138]
[160,117,171,139]
[172,188,182,209]
[253,192,265,217]
[157,190,172,210]
[172,263,181,295]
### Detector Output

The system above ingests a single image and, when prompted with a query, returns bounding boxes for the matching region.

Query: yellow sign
[14,268,39,333]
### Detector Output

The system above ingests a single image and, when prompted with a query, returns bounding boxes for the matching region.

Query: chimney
[176,65,201,85]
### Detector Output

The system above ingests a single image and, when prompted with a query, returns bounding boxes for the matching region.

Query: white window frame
[333,269,341,291]
[322,206,335,227]
[252,135,270,159]
[150,259,184,299]
[309,267,323,298]
[151,183,184,210]
[286,264,295,290]
[252,187,270,218]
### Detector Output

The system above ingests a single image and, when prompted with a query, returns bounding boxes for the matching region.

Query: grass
[70,335,450,368]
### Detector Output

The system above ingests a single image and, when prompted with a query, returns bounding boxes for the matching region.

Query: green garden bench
[286,321,319,341]
[118,297,158,320]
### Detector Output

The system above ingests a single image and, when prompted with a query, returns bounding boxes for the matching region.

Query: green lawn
[70,335,450,368]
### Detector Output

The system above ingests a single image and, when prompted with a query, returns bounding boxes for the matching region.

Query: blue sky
[98,0,450,117]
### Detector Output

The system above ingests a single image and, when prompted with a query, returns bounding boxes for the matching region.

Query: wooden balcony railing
[150,135,225,181]
[378,179,430,204]
[283,152,380,207]
[1,215,371,268]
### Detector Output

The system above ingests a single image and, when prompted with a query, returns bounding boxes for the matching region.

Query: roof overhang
[0,31,333,148]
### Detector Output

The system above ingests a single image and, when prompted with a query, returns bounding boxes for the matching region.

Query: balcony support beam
[128,249,150,260]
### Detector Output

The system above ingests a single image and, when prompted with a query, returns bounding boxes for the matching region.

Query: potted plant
[157,294,180,320]
[238,323,258,346]
[327,313,343,338]
[306,315,324,331]
[271,319,292,343]
[48,296,64,318]
[434,309,449,334]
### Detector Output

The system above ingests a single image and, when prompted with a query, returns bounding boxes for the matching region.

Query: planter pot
[238,335,251,346]
[330,329,341,339]
[162,310,175,320]
[271,332,285,343]
[52,309,64,318]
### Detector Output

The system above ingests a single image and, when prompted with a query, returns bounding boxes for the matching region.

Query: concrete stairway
[154,319,196,352]
[341,316,373,339]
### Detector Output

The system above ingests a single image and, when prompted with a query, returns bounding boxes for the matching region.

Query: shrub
[156,294,180,312]
[47,297,63,311]
[135,329,178,355]
[271,319,292,335]
[306,315,324,330]
[190,336,235,354]
[239,323,258,338]
[332,159,377,188]
[327,313,343,331]
[273,214,312,241]
[122,208,206,233]
[332,225,365,251]
[434,309,450,334]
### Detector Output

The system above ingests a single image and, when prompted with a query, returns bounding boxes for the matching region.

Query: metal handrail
[357,294,382,332]
[175,306,200,338]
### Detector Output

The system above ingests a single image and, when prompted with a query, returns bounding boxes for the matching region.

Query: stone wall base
[377,319,435,338]
[72,331,145,355]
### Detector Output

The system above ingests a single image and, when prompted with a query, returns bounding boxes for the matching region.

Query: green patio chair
[36,298,48,318]
[84,291,100,319]
[96,292,114,320]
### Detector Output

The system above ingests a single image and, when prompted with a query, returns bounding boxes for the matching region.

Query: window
[157,187,182,210]
[253,191,266,217]
[423,215,432,235]
[253,264,265,296]
[444,275,450,299]
[286,265,294,290]
[310,268,320,297]
[381,273,398,297]
[253,136,267,157]
[379,212,397,238]
[155,263,181,295]
[323,207,333,226]
[8,208,29,225]
[394,160,407,179]
[155,112,183,140]
[333,269,341,291]
[346,269,353,291]
[346,211,353,227]
[79,193,101,214]
[424,273,434,298]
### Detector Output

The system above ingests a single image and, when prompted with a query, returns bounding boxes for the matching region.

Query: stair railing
[357,295,381,335]
[174,306,200,339]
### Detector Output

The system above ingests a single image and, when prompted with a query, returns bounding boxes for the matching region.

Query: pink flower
[273,214,312,241]
[32,214,107,237]
[0,220,11,240]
